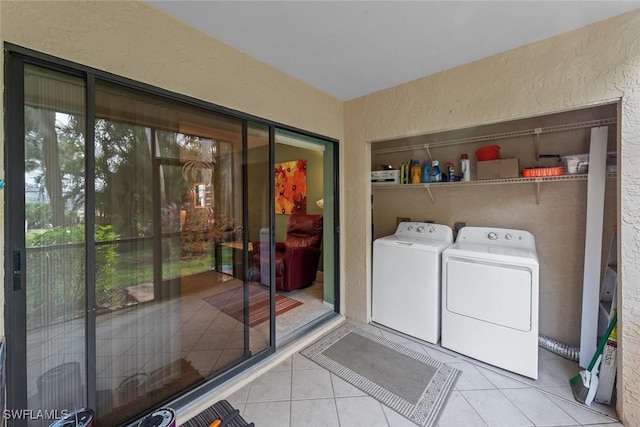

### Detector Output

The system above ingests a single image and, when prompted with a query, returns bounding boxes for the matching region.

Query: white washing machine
[441,226,539,379]
[372,222,453,344]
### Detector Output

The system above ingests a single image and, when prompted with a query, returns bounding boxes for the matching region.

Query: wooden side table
[218,241,253,280]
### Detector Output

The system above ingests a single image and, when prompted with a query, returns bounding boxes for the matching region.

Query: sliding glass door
[5,54,274,426]
[5,47,339,426]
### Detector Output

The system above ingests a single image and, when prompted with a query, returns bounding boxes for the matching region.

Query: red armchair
[254,214,323,292]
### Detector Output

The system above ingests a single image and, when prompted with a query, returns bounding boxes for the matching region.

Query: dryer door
[445,257,532,332]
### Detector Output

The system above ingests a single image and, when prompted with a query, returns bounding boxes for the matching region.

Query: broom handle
[587,312,617,371]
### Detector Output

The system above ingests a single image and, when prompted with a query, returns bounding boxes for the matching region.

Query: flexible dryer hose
[539,335,580,362]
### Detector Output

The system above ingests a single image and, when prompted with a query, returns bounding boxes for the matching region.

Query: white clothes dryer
[441,226,539,379]
[372,222,453,344]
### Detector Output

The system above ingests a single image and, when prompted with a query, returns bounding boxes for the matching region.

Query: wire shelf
[372,118,617,155]
[371,172,616,189]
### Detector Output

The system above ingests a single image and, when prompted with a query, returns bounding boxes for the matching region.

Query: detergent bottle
[421,160,431,183]
[410,160,422,183]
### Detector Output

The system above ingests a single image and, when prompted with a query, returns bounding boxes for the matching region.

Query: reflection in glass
[93,82,253,424]
[23,64,87,425]
[19,66,274,425]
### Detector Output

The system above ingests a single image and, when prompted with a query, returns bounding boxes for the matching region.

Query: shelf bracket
[425,185,435,205]
[536,181,540,205]
[424,144,433,162]
[534,128,541,160]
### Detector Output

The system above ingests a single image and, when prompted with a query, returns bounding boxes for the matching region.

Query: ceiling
[146,1,640,101]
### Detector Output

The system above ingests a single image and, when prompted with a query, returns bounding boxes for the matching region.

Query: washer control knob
[429,227,436,233]
[417,226,425,233]
[407,225,413,231]
[488,232,498,240]
[505,233,513,240]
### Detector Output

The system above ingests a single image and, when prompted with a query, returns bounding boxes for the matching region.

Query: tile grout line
[454,353,616,427]
[234,393,246,421]
[242,374,254,419]
[452,352,566,426]
[535,387,620,425]
[378,400,391,427]
[527,387,583,426]
[289,356,294,427]
[494,385,544,427]
[328,369,343,427]
[472,362,540,426]
[456,390,490,427]
[443,346,621,423]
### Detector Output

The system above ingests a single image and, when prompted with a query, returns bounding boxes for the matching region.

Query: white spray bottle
[460,153,471,181]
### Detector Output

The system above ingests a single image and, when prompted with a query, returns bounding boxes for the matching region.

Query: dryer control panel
[456,226,536,251]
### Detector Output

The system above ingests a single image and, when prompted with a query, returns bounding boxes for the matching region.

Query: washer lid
[374,234,452,251]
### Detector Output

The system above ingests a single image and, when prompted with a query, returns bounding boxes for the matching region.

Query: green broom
[570,312,617,405]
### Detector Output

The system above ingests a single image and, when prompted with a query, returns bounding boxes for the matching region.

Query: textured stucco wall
[0,1,343,135]
[345,10,640,424]
[0,2,344,325]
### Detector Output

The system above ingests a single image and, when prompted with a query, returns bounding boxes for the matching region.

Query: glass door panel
[93,82,163,425]
[93,82,249,424]
[23,64,87,424]
[8,52,284,426]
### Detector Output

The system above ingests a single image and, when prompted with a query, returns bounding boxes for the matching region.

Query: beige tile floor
[223,321,623,427]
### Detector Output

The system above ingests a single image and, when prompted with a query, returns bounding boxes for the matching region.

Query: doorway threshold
[276,311,341,347]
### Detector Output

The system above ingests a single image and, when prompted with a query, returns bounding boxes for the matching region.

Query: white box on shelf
[371,170,400,185]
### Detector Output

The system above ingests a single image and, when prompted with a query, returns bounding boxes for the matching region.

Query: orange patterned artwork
[275,159,307,214]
